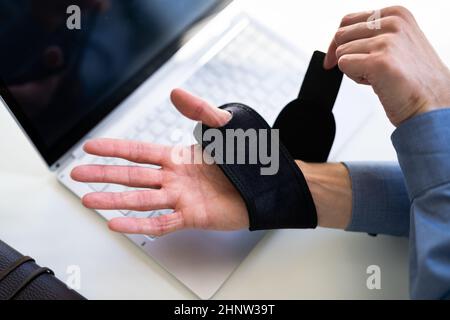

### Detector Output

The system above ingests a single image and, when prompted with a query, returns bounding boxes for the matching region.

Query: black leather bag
[0,240,85,300]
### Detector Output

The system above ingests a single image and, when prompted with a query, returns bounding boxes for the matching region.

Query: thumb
[323,39,339,70]
[170,88,232,128]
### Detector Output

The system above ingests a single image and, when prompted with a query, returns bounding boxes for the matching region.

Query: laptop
[0,0,375,299]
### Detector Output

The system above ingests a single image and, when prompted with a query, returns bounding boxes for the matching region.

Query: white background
[1,0,449,299]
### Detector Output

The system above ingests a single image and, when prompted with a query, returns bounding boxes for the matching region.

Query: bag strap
[0,255,55,300]
[0,256,35,282]
[7,267,54,300]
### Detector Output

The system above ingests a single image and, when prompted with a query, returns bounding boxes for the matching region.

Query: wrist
[410,101,450,124]
[403,69,450,125]
[296,161,352,230]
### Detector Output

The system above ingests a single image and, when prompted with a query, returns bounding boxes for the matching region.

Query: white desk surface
[1,0,449,300]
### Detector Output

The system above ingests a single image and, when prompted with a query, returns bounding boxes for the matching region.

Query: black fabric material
[0,240,85,300]
[194,51,344,231]
[195,104,317,231]
[273,51,343,162]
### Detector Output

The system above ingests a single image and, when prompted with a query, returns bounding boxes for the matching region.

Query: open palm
[71,89,249,236]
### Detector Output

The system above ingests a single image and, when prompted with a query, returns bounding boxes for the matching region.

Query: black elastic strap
[0,256,35,282]
[297,51,344,109]
[7,267,54,300]
[195,103,317,231]
[273,51,343,162]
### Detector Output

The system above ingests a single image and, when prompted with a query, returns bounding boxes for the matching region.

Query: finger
[84,138,171,166]
[324,10,377,69]
[340,10,380,27]
[82,189,173,211]
[338,53,371,85]
[334,18,396,47]
[71,165,163,188]
[108,212,185,236]
[324,40,340,70]
[170,88,232,128]
[324,6,413,69]
[336,38,374,61]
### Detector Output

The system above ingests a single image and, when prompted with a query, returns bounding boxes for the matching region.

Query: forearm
[297,161,411,237]
[296,161,352,230]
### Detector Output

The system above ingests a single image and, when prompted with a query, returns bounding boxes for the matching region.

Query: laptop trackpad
[140,230,265,299]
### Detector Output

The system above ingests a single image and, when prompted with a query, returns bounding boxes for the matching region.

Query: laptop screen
[0,0,230,166]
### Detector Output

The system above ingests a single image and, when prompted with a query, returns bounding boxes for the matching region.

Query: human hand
[324,6,450,126]
[71,89,251,237]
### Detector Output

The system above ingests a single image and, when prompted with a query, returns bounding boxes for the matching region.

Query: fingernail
[223,110,233,123]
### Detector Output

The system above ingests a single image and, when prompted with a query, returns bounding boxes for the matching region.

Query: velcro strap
[273,51,343,162]
[298,51,343,109]
[194,103,317,231]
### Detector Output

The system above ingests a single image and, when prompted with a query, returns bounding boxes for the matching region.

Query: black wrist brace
[194,51,343,231]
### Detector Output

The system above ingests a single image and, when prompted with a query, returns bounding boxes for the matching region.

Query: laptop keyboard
[80,23,307,226]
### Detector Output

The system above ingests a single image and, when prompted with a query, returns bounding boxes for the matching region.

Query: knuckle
[385,5,413,21]
[334,27,346,44]
[99,165,107,182]
[337,56,347,71]
[127,167,140,185]
[371,54,391,73]
[137,191,148,210]
[383,33,396,46]
[391,5,411,17]
[126,167,134,185]
[127,142,138,161]
[340,14,354,27]
[113,192,124,208]
[381,34,398,54]
[111,140,121,156]
[374,34,391,51]
[337,54,351,68]
[135,143,146,163]
[385,15,405,33]
[335,44,347,59]
[128,167,144,187]
[153,217,166,236]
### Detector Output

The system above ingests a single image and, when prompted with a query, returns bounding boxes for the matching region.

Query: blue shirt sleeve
[392,109,450,300]
[343,162,410,237]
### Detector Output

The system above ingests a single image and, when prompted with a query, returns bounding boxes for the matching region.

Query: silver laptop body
[0,0,375,299]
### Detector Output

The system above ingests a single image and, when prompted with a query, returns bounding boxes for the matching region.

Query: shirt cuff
[343,162,411,237]
[392,109,450,200]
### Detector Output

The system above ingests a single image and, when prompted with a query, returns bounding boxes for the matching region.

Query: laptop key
[87,183,108,192]
[150,122,165,136]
